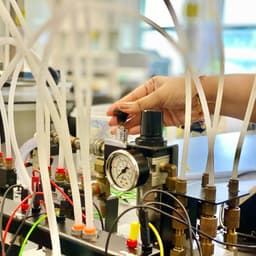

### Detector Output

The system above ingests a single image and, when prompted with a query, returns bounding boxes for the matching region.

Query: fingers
[110,125,141,135]
[117,88,163,114]
[106,76,164,116]
[109,114,141,134]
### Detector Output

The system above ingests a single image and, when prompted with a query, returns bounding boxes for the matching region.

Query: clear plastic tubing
[8,0,64,110]
[232,75,256,179]
[37,53,83,227]
[180,69,192,180]
[58,76,67,168]
[81,52,94,230]
[35,19,83,226]
[162,0,212,181]
[205,1,225,186]
[0,2,82,226]
[17,136,37,168]
[70,9,95,230]
[2,3,61,254]
[7,59,31,190]
[4,0,10,69]
[36,95,61,256]
[0,38,18,157]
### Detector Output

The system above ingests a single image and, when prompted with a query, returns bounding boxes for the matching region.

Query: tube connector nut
[71,224,84,237]
[82,227,97,241]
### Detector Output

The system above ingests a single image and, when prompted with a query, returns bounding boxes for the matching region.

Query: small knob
[113,109,128,124]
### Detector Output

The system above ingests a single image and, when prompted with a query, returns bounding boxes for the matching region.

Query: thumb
[119,90,161,113]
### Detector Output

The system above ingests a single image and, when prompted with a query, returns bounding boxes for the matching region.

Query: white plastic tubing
[4,0,10,69]
[232,76,256,179]
[35,2,83,230]
[69,8,95,230]
[7,59,32,191]
[162,0,213,182]
[164,0,224,185]
[0,37,17,157]
[0,1,62,255]
[204,1,225,186]
[84,1,210,182]
[29,0,83,242]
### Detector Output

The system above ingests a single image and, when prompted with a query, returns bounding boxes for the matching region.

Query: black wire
[104,202,256,256]
[93,202,104,231]
[5,192,36,256]
[238,170,256,178]
[197,228,256,250]
[145,201,202,256]
[0,184,23,256]
[104,204,195,256]
[142,189,194,256]
[162,0,179,30]
[237,232,256,241]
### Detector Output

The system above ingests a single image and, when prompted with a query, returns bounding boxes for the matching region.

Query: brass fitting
[224,230,238,245]
[199,216,217,256]
[201,172,209,187]
[5,157,13,170]
[0,152,4,166]
[174,179,187,207]
[90,138,104,156]
[160,163,177,176]
[163,164,177,192]
[224,207,240,229]
[176,179,187,194]
[166,176,176,192]
[204,185,216,202]
[224,206,240,251]
[201,203,216,217]
[200,240,214,256]
[70,136,80,150]
[94,158,105,174]
[93,157,110,218]
[228,178,239,195]
[55,167,66,182]
[172,208,186,230]
[170,247,186,256]
[173,230,185,248]
[200,216,217,238]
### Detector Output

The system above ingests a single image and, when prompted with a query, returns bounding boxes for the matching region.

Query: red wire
[3,191,44,244]
[50,179,86,220]
[3,181,86,245]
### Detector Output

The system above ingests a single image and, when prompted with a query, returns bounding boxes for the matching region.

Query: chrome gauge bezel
[106,149,140,192]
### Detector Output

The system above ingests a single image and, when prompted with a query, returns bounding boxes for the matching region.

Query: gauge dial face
[106,150,139,191]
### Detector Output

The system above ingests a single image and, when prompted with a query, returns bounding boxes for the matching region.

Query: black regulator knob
[135,110,165,147]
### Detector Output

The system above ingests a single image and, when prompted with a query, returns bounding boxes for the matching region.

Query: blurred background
[1,0,256,145]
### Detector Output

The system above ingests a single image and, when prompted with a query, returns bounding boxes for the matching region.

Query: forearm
[200,74,256,122]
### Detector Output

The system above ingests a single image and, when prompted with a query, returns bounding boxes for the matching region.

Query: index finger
[106,77,160,116]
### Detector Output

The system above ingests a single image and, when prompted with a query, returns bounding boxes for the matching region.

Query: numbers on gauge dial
[110,154,136,190]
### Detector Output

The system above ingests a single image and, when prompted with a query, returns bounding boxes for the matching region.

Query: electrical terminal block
[55,167,66,182]
[0,152,4,166]
[5,157,13,170]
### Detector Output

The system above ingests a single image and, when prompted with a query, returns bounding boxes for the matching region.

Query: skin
[106,74,256,134]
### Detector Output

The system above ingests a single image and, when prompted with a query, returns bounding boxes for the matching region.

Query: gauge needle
[117,167,129,178]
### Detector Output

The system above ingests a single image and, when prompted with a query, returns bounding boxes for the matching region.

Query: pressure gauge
[106,149,149,191]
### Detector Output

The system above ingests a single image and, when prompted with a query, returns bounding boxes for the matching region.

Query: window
[140,0,256,75]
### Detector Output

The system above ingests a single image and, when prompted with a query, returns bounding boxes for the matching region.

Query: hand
[107,76,203,134]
